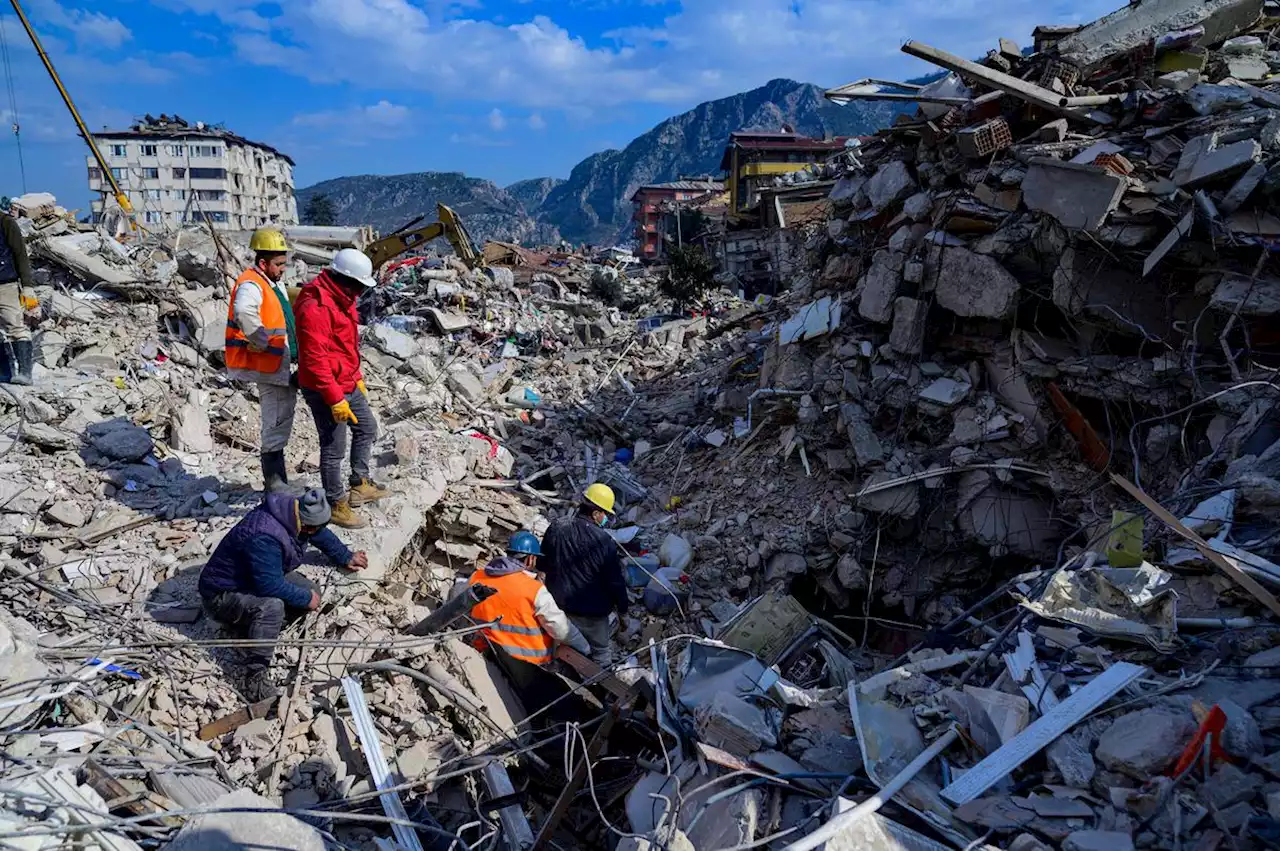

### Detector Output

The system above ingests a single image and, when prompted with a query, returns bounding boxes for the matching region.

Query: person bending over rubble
[295,248,391,529]
[538,484,628,667]
[467,531,590,665]
[0,205,35,385]
[226,228,302,494]
[199,489,368,702]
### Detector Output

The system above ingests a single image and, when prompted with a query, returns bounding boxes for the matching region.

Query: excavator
[365,203,482,271]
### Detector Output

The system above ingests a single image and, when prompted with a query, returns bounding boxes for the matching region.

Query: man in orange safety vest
[467,531,589,666]
[226,228,301,494]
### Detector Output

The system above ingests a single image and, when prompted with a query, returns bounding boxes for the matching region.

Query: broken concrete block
[1261,114,1280,151]
[843,407,885,467]
[856,251,903,323]
[1038,119,1068,142]
[21,422,75,451]
[889,297,926,355]
[919,377,970,408]
[166,789,324,851]
[836,553,867,590]
[1156,69,1201,91]
[33,329,67,368]
[1220,161,1268,214]
[903,192,933,221]
[170,391,214,454]
[1209,762,1261,808]
[71,345,119,373]
[1173,133,1260,187]
[1055,0,1265,72]
[368,324,417,360]
[1219,697,1264,759]
[1022,158,1126,232]
[1210,272,1280,316]
[1046,729,1096,788]
[1096,706,1197,776]
[925,246,1020,319]
[765,552,808,582]
[1063,831,1134,851]
[867,160,916,211]
[45,501,85,528]
[856,472,920,518]
[446,366,485,403]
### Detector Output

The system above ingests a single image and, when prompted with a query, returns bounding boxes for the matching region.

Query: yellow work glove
[331,400,359,425]
[356,380,368,396]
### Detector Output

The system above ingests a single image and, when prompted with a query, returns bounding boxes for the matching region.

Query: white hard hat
[328,248,377,288]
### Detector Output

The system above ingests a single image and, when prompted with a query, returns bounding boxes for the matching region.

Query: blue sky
[0,0,1119,211]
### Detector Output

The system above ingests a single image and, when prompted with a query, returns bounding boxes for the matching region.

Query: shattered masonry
[9,0,1280,848]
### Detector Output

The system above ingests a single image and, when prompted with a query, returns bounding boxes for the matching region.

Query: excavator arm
[366,203,482,270]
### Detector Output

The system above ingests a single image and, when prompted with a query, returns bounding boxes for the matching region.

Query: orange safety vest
[467,569,554,666]
[225,268,288,376]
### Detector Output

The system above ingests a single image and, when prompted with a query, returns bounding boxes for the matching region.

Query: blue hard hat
[508,531,542,557]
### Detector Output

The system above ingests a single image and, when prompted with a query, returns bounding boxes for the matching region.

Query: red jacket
[295,270,364,406]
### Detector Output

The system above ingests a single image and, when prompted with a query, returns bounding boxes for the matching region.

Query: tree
[303,193,336,226]
[661,244,715,312]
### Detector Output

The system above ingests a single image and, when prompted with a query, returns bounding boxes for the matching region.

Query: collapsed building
[7,0,1280,848]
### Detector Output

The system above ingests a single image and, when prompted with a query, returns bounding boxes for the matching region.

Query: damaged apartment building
[11,0,1280,849]
[87,114,298,230]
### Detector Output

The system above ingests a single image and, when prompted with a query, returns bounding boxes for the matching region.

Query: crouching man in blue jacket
[199,489,367,701]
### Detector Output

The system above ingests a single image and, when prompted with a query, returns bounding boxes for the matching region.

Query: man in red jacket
[294,249,390,529]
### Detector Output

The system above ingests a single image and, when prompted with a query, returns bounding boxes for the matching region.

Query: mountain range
[296,78,909,247]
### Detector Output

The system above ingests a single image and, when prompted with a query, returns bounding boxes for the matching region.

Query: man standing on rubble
[295,248,390,529]
[227,228,302,494]
[539,484,628,667]
[0,205,35,385]
[467,531,590,665]
[198,488,368,701]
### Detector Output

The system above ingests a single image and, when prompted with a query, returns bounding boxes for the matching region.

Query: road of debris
[7,0,1280,848]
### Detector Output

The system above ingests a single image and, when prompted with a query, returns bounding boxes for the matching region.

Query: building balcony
[738,162,813,178]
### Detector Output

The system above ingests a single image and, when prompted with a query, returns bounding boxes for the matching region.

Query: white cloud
[293,100,413,138]
[150,0,270,30]
[487,108,507,131]
[29,0,132,49]
[181,0,1122,112]
[528,112,546,131]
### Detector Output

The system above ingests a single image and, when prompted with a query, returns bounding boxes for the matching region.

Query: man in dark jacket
[295,248,390,529]
[0,208,34,384]
[199,489,367,700]
[538,483,628,667]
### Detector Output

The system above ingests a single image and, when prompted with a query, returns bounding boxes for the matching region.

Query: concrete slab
[1022,159,1125,232]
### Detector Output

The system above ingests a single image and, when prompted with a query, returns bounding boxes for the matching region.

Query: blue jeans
[302,388,377,505]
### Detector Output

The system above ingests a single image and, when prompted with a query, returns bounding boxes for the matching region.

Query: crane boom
[8,0,133,217]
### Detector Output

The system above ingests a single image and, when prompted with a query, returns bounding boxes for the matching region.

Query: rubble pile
[10,0,1280,847]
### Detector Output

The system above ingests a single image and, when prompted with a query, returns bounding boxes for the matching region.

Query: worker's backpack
[0,219,16,283]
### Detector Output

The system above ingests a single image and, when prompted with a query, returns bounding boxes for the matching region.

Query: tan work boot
[329,498,368,529]
[348,478,391,508]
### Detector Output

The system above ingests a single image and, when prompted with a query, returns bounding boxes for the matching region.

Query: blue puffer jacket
[538,515,628,617]
[199,493,351,608]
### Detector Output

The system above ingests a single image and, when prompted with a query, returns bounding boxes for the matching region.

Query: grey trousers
[259,382,297,453]
[568,614,614,668]
[302,388,377,504]
[201,573,318,669]
[0,282,30,343]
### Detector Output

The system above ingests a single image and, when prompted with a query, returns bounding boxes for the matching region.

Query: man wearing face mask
[295,249,391,529]
[198,488,367,701]
[538,483,629,667]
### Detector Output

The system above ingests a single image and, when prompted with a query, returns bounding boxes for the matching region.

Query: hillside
[505,177,565,215]
[534,78,909,244]
[295,172,560,245]
[295,78,908,247]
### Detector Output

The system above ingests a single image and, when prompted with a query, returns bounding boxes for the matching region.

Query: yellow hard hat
[584,483,616,515]
[250,228,288,253]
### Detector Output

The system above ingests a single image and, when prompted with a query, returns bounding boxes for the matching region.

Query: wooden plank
[901,40,1101,123]
[197,696,276,741]
[1111,473,1280,619]
[554,645,633,703]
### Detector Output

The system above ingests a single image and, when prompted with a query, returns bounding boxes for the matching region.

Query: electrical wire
[0,12,26,194]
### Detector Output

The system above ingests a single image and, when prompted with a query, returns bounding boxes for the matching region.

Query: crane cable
[0,11,27,193]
